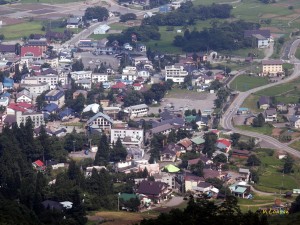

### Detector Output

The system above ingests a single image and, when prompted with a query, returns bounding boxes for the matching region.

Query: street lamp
[117,193,121,211]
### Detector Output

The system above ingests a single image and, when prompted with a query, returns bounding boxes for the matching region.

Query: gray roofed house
[262,59,283,65]
[289,115,300,129]
[0,44,16,53]
[152,117,185,128]
[244,29,271,38]
[150,123,174,135]
[258,96,270,109]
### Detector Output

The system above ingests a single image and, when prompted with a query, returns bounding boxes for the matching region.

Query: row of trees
[143,3,232,26]
[173,20,259,52]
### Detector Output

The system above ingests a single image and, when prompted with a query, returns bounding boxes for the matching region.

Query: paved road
[221,38,300,158]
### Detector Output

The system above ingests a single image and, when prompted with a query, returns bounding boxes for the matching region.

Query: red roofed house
[133,82,143,91]
[177,137,192,152]
[111,82,126,91]
[216,138,232,153]
[32,160,46,171]
[21,46,43,63]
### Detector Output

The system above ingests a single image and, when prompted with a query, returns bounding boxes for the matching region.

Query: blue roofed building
[159,5,171,13]
[45,90,65,108]
[43,103,59,114]
[3,77,14,89]
[237,107,249,115]
[59,107,74,120]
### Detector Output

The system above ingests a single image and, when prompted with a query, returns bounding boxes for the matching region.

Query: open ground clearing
[230,75,269,92]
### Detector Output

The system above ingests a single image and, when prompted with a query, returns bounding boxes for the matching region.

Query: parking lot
[149,92,217,114]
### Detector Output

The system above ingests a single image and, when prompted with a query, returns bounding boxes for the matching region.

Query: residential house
[187,155,213,168]
[3,77,14,90]
[58,107,74,121]
[153,172,175,189]
[7,102,33,115]
[262,59,283,76]
[66,17,82,28]
[73,90,88,99]
[237,107,249,115]
[126,146,144,160]
[203,168,223,180]
[289,115,300,129]
[164,65,188,84]
[258,96,270,109]
[0,97,9,107]
[133,83,143,91]
[238,168,251,182]
[111,82,126,91]
[93,24,110,34]
[124,104,149,119]
[122,66,137,81]
[86,112,114,132]
[160,143,180,162]
[110,127,144,147]
[216,138,231,153]
[45,90,65,108]
[244,29,271,48]
[191,136,205,151]
[16,89,33,103]
[143,12,154,18]
[16,111,45,128]
[231,149,251,159]
[186,52,208,63]
[184,174,205,192]
[229,182,251,198]
[177,138,192,152]
[137,43,147,52]
[85,166,107,177]
[76,79,92,90]
[136,180,171,203]
[276,103,288,112]
[43,103,59,114]
[149,123,174,136]
[264,108,277,122]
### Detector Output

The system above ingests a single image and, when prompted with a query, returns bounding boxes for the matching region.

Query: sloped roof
[34,160,44,167]
[191,136,205,145]
[178,137,192,148]
[217,139,231,147]
[87,112,114,124]
[244,29,270,38]
[151,123,174,134]
[259,96,270,105]
[21,46,43,57]
[137,180,168,195]
[164,164,180,173]
[43,103,58,112]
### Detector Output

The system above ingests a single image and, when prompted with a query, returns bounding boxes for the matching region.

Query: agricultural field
[230,75,269,92]
[20,0,83,3]
[236,125,274,136]
[0,21,44,40]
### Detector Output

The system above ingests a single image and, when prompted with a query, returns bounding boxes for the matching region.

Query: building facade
[164,65,188,84]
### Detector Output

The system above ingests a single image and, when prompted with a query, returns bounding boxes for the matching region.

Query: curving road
[221,38,300,158]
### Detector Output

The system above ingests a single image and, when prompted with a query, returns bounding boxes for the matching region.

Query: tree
[202,132,217,158]
[84,6,109,21]
[120,13,137,22]
[252,113,264,127]
[72,59,84,71]
[290,194,300,213]
[167,130,176,143]
[176,128,192,141]
[230,133,241,146]
[247,155,261,166]
[123,90,145,107]
[94,134,110,165]
[71,93,85,113]
[149,134,165,163]
[283,154,294,174]
[250,169,259,183]
[190,161,204,177]
[213,153,227,163]
[110,137,127,162]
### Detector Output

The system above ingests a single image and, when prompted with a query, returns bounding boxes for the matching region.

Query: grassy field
[230,75,269,92]
[289,140,300,152]
[253,149,300,193]
[0,21,44,40]
[268,212,300,225]
[241,94,262,113]
[20,0,83,3]
[236,125,274,136]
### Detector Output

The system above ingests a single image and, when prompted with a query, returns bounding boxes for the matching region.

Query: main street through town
[221,39,300,158]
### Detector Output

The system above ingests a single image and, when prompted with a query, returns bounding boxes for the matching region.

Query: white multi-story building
[21,75,58,89]
[16,89,33,103]
[164,65,188,84]
[262,60,283,76]
[20,83,50,96]
[92,73,108,83]
[124,104,149,119]
[16,111,45,128]
[86,112,114,132]
[122,66,137,81]
[0,97,9,107]
[110,127,144,147]
[70,71,92,81]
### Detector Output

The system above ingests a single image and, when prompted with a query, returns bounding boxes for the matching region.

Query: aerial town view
[2,0,300,224]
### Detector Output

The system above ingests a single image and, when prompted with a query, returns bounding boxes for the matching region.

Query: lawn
[89,33,109,40]
[230,75,269,92]
[0,21,44,40]
[296,48,300,60]
[289,140,300,152]
[241,94,262,113]
[236,125,274,136]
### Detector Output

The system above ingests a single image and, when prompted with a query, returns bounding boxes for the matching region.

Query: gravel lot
[76,52,120,70]
[149,92,217,114]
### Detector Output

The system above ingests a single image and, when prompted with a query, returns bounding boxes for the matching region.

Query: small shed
[94,24,110,34]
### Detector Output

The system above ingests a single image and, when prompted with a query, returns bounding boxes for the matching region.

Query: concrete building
[262,60,283,76]
[92,73,108,83]
[16,89,33,103]
[20,83,50,96]
[122,66,137,81]
[0,97,9,107]
[93,24,110,34]
[86,112,114,132]
[164,65,188,84]
[110,127,144,147]
[124,104,149,119]
[45,90,65,108]
[16,111,45,128]
[70,71,92,81]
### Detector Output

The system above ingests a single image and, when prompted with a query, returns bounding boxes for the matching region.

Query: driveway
[163,196,184,207]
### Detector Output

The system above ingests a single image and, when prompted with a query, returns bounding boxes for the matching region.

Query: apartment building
[262,60,283,76]
[16,111,45,128]
[110,127,144,147]
[124,104,149,118]
[70,71,92,81]
[92,73,108,83]
[164,65,188,84]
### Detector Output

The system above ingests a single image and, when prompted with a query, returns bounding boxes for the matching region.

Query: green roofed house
[191,136,205,145]
[164,164,180,173]
[229,182,251,198]
[185,115,197,123]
